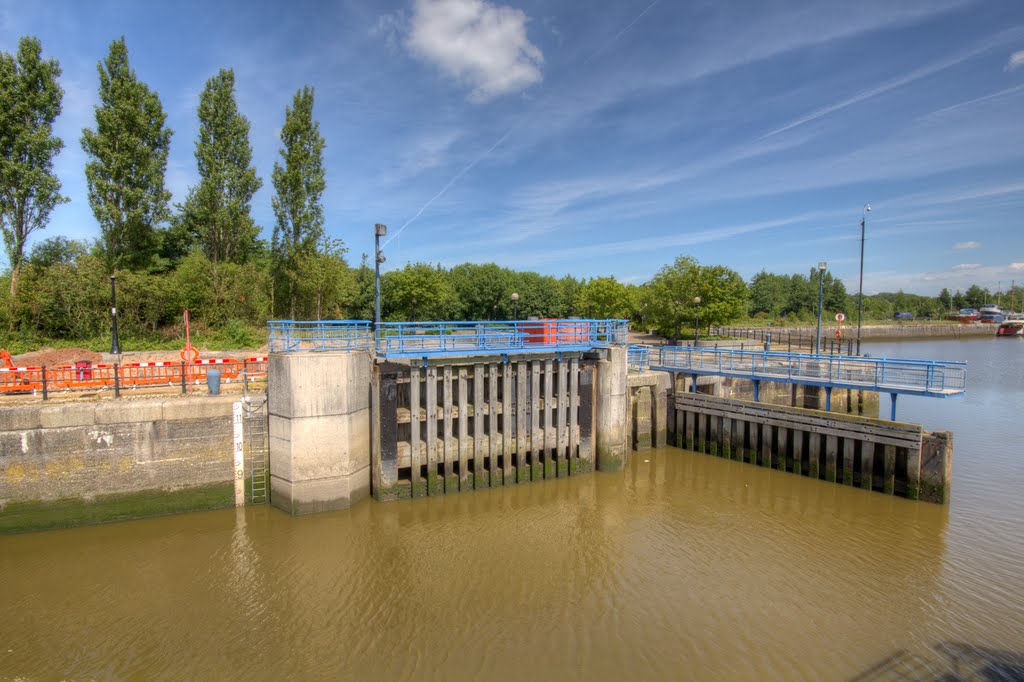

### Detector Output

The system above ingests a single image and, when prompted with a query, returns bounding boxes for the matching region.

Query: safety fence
[266,319,629,357]
[0,357,268,400]
[646,346,966,397]
[712,327,855,355]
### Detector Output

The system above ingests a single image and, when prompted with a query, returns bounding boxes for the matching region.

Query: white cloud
[1011,262,1024,271]
[403,0,543,102]
[1006,50,1024,71]
[953,241,982,250]
[953,263,980,270]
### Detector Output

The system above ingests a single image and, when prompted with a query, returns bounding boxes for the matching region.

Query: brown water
[2,338,1023,680]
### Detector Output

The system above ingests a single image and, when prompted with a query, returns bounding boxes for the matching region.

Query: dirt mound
[12,348,103,367]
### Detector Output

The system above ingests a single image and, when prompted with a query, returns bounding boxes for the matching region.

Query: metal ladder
[243,395,269,504]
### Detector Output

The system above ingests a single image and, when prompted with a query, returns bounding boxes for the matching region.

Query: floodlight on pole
[856,204,870,355]
[511,292,519,321]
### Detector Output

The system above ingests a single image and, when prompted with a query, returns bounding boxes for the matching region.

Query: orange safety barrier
[0,353,268,396]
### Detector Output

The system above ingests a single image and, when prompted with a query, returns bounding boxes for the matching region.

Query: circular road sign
[835,313,846,322]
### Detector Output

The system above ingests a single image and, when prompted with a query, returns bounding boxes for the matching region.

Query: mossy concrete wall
[0,396,238,532]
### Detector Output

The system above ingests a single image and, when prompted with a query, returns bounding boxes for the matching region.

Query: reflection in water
[0,338,1021,680]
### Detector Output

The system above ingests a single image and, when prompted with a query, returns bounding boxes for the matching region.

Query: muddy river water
[1,338,1022,679]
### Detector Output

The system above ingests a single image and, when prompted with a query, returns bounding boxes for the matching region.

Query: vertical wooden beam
[824,434,838,483]
[904,439,922,500]
[808,433,821,479]
[860,441,874,491]
[516,361,529,482]
[761,423,773,468]
[458,367,470,490]
[489,364,500,486]
[473,363,487,489]
[544,359,556,475]
[709,414,720,456]
[722,418,733,459]
[883,444,896,495]
[503,362,513,483]
[792,428,804,476]
[685,411,695,451]
[696,412,706,453]
[675,408,684,448]
[776,427,789,471]
[749,422,760,465]
[410,367,422,498]
[557,359,568,471]
[569,357,580,473]
[578,364,595,471]
[532,361,544,479]
[425,366,439,495]
[443,365,456,493]
[842,438,855,486]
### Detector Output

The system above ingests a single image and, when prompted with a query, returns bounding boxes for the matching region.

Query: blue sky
[2,0,1023,296]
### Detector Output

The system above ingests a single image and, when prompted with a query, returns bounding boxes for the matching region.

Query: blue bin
[206,367,221,395]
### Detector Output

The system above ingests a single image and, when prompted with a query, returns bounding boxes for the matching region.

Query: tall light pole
[856,204,870,355]
[110,275,120,355]
[816,261,827,355]
[511,292,519,321]
[693,296,701,345]
[374,224,386,330]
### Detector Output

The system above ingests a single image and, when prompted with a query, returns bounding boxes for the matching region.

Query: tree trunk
[7,264,20,331]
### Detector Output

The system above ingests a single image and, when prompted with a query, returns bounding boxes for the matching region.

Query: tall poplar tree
[178,68,262,265]
[271,85,325,318]
[81,37,172,272]
[0,36,67,308]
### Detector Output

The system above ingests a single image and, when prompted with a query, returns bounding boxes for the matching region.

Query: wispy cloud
[1007,50,1024,71]
[954,241,982,250]
[760,29,1021,139]
[953,263,981,270]
[402,0,543,102]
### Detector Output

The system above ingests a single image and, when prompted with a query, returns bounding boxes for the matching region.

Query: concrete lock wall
[0,396,239,532]
[596,346,629,472]
[268,351,372,515]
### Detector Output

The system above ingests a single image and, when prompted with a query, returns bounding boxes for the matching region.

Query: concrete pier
[596,346,629,472]
[268,351,371,514]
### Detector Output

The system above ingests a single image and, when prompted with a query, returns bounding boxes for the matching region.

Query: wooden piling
[489,364,500,486]
[458,367,470,490]
[410,367,422,497]
[426,366,439,495]
[516,361,529,482]
[443,366,456,493]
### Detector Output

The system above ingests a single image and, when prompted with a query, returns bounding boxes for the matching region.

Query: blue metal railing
[268,320,372,352]
[647,346,966,397]
[376,319,628,358]
[628,345,651,371]
[267,319,628,357]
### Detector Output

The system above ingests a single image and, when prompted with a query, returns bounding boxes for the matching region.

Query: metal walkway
[631,345,966,420]
[268,319,629,359]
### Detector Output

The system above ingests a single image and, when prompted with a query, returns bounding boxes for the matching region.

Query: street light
[110,275,120,355]
[856,204,870,355]
[374,224,386,330]
[511,292,519,321]
[693,296,701,345]
[816,261,827,355]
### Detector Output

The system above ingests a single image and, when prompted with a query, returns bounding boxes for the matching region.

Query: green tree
[748,271,788,318]
[642,255,701,339]
[296,236,355,320]
[964,284,987,309]
[509,270,562,319]
[271,85,325,318]
[0,36,68,312]
[28,236,87,268]
[382,262,459,321]
[81,37,172,272]
[177,68,262,266]
[938,287,952,314]
[575,275,635,319]
[449,262,513,319]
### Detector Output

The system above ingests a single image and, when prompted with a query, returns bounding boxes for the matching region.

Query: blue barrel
[206,367,222,395]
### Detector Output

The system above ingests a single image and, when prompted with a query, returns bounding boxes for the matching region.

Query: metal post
[180,361,186,395]
[753,379,760,403]
[114,362,121,398]
[511,292,519,321]
[857,205,870,355]
[825,386,832,412]
[41,365,48,401]
[374,223,387,339]
[110,275,120,355]
[816,261,826,354]
[243,360,249,394]
[694,296,701,345]
[890,393,898,421]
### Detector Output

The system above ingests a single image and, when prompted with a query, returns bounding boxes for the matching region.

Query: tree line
[1,36,1017,352]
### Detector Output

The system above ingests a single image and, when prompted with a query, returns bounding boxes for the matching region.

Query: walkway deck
[634,345,966,398]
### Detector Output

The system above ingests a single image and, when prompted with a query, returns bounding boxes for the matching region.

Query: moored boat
[996,317,1024,336]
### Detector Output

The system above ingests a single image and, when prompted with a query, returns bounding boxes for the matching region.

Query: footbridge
[629,345,966,420]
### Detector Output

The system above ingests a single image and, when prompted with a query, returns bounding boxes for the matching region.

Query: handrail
[648,345,966,396]
[268,320,372,352]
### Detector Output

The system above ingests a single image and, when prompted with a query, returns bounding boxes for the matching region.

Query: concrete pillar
[634,386,652,451]
[595,345,628,471]
[268,351,371,515]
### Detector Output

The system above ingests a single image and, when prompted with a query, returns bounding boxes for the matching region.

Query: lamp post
[816,261,827,355]
[110,275,120,355]
[374,223,386,331]
[511,292,519,321]
[693,296,701,345]
[856,204,870,355]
